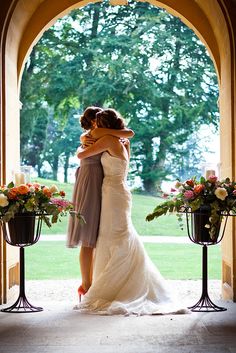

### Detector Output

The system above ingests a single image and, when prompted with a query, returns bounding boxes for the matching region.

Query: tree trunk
[37,164,42,178]
[52,156,59,181]
[64,154,70,183]
[143,179,156,194]
[91,3,100,38]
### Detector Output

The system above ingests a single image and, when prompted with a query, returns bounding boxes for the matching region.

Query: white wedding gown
[75,152,188,315]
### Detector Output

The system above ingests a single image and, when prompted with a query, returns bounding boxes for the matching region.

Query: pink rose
[208,175,218,183]
[233,190,236,196]
[184,190,194,199]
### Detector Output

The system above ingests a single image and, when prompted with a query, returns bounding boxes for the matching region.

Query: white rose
[215,187,228,201]
[29,186,35,192]
[0,194,9,207]
[49,185,59,193]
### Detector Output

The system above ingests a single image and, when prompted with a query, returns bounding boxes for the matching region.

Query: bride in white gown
[75,109,189,315]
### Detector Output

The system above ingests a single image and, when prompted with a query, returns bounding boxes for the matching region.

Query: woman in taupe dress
[67,106,134,300]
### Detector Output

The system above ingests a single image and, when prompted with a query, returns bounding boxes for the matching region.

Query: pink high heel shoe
[78,285,87,302]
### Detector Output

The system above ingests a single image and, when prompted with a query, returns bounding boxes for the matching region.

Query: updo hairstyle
[80,106,103,130]
[96,109,125,130]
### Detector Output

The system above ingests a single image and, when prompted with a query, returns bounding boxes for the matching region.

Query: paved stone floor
[0,280,236,353]
[23,279,223,302]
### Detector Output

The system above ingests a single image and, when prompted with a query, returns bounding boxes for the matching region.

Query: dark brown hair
[80,106,103,130]
[96,109,125,130]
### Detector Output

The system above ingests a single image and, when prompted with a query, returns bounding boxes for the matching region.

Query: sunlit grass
[33,178,187,236]
[26,178,219,281]
[25,241,221,280]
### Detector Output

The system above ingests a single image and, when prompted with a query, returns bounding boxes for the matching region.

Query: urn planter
[5,213,36,246]
[1,213,43,313]
[192,206,221,244]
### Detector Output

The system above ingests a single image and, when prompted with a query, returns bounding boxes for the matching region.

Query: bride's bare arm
[77,136,114,159]
[122,138,130,159]
[91,128,134,139]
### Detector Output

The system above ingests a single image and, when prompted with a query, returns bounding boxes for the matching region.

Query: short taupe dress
[67,153,104,248]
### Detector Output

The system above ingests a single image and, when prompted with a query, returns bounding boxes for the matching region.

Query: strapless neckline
[103,151,128,163]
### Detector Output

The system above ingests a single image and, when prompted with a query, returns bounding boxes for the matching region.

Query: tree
[20,0,219,192]
[43,112,82,181]
[20,47,48,169]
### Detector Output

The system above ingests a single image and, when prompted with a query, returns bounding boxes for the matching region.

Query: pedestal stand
[189,244,226,312]
[1,214,43,313]
[185,209,228,312]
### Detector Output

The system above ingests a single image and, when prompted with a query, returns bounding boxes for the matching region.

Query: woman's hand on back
[81,135,97,147]
[121,138,130,158]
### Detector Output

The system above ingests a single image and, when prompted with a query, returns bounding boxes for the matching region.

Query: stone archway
[0,0,235,303]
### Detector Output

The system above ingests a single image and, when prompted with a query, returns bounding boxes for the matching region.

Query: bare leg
[79,246,94,291]
[90,249,95,283]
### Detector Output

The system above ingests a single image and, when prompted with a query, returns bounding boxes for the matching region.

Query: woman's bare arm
[81,135,96,147]
[122,138,130,159]
[80,132,87,145]
[77,136,113,160]
[91,127,134,140]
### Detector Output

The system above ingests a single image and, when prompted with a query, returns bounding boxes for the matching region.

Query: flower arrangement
[146,175,236,240]
[0,181,84,226]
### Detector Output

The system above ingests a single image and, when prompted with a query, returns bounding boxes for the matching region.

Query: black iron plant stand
[1,213,43,313]
[185,207,229,312]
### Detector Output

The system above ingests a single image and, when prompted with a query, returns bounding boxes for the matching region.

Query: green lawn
[131,194,187,236]
[25,241,221,280]
[33,178,187,236]
[25,179,220,281]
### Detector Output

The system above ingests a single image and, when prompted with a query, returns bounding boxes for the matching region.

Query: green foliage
[146,175,236,241]
[146,199,182,221]
[20,1,219,191]
[42,113,82,181]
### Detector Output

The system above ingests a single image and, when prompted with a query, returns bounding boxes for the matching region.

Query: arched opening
[19,1,221,296]
[1,0,235,304]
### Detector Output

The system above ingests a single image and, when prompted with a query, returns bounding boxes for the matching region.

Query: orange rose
[60,191,66,197]
[42,187,52,198]
[8,187,18,200]
[186,179,194,187]
[194,184,205,194]
[16,185,30,195]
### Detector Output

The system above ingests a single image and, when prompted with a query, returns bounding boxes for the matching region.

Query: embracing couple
[67,107,188,316]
